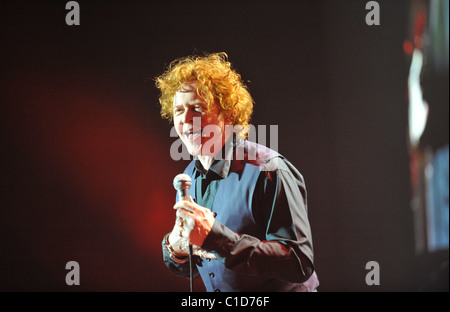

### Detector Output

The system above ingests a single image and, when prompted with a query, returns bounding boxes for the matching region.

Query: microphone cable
[188,244,193,292]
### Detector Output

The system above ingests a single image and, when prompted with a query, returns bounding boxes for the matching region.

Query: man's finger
[192,245,217,259]
[176,207,194,220]
[173,200,195,213]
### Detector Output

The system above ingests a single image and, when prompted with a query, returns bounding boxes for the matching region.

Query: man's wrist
[201,221,240,258]
[163,233,189,263]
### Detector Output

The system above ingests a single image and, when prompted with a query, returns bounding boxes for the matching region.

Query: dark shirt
[163,138,319,291]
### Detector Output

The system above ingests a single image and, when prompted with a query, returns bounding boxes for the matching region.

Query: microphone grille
[173,174,192,190]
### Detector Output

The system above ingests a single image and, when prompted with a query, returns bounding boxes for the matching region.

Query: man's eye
[194,106,204,112]
[174,108,184,114]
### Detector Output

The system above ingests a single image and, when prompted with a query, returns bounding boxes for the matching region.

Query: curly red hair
[155,52,253,137]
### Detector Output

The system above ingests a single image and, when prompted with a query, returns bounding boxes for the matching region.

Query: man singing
[157,52,319,292]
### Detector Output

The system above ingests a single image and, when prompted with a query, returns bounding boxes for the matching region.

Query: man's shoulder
[235,140,288,172]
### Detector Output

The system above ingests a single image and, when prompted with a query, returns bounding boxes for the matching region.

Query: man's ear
[217,111,231,125]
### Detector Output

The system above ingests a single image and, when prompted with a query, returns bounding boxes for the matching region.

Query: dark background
[1,0,447,291]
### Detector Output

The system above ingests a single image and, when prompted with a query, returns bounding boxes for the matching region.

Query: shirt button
[209,272,215,278]
[214,288,221,292]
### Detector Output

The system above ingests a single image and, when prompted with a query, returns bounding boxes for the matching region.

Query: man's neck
[196,132,234,172]
[197,155,214,172]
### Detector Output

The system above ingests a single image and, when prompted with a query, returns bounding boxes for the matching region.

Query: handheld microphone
[173,173,193,292]
[173,174,192,201]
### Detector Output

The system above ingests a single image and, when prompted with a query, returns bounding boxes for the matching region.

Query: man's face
[173,81,228,157]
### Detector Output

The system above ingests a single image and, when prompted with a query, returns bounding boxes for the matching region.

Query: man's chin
[186,144,202,157]
[187,145,221,158]
[185,137,226,158]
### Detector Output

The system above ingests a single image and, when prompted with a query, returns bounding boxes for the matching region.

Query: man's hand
[173,196,216,247]
[167,196,216,260]
[166,234,216,259]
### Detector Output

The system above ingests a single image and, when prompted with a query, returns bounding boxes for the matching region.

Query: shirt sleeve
[200,157,316,283]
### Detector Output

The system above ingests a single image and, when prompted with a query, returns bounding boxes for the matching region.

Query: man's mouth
[184,129,202,142]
